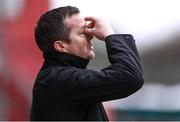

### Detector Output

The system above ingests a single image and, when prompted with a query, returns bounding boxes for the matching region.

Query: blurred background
[0,0,180,121]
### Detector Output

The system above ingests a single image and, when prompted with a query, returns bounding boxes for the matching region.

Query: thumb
[84,28,94,35]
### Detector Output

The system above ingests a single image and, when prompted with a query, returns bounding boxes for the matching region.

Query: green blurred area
[114,110,180,121]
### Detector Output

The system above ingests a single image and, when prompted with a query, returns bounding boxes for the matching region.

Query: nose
[85,33,93,41]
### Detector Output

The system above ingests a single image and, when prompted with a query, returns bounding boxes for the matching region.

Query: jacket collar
[43,50,89,69]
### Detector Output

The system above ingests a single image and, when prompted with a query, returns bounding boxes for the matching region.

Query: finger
[84,28,94,35]
[84,17,96,21]
[85,17,96,28]
[86,21,95,28]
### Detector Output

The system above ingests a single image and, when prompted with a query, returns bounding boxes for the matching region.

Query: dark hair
[34,6,80,52]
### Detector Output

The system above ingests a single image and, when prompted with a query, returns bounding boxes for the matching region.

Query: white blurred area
[51,0,180,52]
[110,83,180,111]
[50,0,180,112]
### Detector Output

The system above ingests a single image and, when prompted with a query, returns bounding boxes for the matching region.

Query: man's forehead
[65,14,86,29]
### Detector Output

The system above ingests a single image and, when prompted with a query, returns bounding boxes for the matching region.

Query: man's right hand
[84,17,114,41]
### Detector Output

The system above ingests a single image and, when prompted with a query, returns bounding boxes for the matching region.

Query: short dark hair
[34,6,80,52]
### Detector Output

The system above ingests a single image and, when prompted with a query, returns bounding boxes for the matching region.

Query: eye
[79,32,85,36]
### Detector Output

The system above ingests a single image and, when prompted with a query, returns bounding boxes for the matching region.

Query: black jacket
[30,34,144,121]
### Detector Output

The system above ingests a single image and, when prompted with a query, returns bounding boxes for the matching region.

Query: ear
[54,40,68,53]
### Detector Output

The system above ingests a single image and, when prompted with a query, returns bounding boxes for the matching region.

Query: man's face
[64,14,95,60]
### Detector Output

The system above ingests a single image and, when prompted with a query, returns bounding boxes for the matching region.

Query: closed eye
[79,32,85,36]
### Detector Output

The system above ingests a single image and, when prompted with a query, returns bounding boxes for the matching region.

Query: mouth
[89,42,94,50]
[90,45,94,50]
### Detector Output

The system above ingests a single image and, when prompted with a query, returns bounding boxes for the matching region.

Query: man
[30,6,144,121]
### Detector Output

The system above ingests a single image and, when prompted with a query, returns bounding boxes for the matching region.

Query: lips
[88,42,94,50]
[90,45,94,50]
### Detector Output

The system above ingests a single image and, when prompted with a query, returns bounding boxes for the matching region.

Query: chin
[87,52,95,60]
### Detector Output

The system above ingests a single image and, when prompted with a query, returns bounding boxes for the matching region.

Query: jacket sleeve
[53,34,144,104]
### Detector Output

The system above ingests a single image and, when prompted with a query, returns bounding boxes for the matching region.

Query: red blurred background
[0,0,48,120]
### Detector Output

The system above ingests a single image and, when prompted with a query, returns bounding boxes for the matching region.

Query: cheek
[78,41,88,54]
[68,34,89,55]
[73,38,88,49]
[70,40,87,53]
